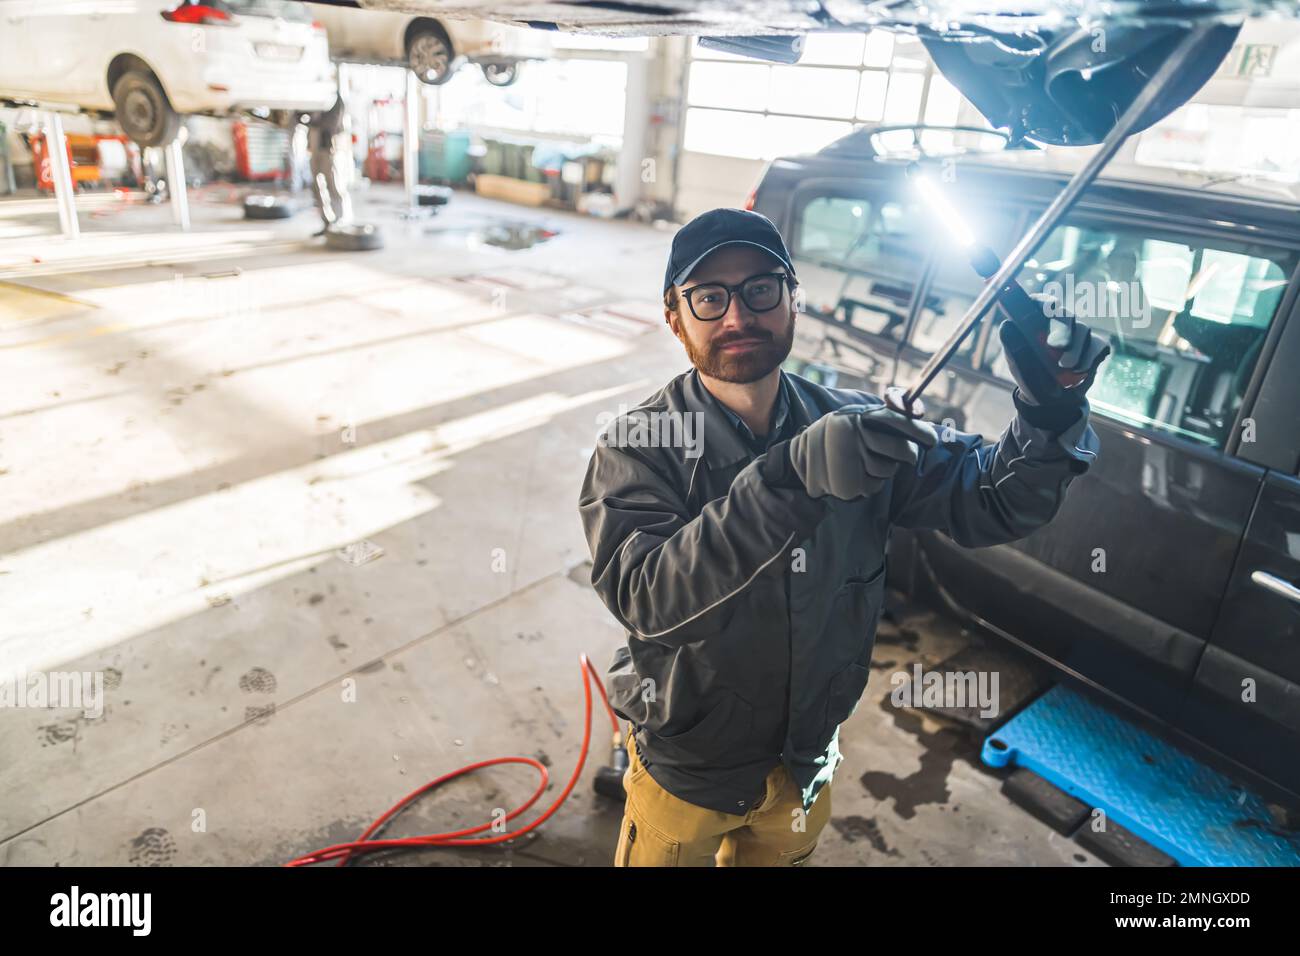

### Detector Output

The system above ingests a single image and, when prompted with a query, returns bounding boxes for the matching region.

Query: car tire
[482,62,520,87]
[324,223,383,251]
[112,69,181,148]
[243,195,295,220]
[408,25,455,85]
[415,185,452,206]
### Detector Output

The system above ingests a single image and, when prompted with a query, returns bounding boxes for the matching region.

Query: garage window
[985,222,1296,450]
[1136,104,1300,186]
[684,32,957,161]
[428,58,627,144]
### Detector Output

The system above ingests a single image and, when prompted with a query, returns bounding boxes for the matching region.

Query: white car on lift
[304,3,552,87]
[0,0,336,147]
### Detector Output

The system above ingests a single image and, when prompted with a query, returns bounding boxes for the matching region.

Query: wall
[676,151,766,220]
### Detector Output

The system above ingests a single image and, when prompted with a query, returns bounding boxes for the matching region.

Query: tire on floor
[324,223,384,251]
[243,195,295,220]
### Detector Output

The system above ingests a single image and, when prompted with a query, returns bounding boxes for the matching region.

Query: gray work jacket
[578,367,1098,816]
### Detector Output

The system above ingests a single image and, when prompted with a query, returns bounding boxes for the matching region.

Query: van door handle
[1250,570,1300,606]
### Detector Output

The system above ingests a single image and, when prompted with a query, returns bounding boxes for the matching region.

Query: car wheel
[243,195,295,220]
[416,185,452,206]
[112,69,181,148]
[325,223,384,251]
[408,27,454,85]
[482,62,520,87]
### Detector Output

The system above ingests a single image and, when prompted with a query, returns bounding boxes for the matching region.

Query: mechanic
[577,207,1109,867]
[306,92,353,237]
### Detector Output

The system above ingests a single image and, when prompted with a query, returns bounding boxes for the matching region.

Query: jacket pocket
[820,661,871,743]
[817,564,886,742]
[647,690,753,769]
[827,563,887,667]
[844,561,886,588]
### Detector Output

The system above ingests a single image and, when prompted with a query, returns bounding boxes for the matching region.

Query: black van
[752,126,1300,810]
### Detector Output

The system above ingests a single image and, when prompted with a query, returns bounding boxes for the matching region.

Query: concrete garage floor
[0,183,1102,866]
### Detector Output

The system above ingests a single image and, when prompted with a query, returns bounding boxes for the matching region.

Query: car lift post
[898,22,1215,411]
[42,111,79,239]
[0,120,16,196]
[164,136,191,231]
[403,67,419,215]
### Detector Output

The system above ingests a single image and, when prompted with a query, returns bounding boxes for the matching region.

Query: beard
[680,315,795,384]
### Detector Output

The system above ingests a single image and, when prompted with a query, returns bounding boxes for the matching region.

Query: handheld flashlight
[906,163,1086,390]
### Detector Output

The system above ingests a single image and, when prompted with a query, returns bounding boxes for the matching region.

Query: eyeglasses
[680,272,794,321]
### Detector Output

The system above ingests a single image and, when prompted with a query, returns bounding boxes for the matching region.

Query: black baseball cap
[663,208,796,296]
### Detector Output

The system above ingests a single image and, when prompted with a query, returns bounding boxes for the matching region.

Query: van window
[985,222,1296,450]
[790,194,926,341]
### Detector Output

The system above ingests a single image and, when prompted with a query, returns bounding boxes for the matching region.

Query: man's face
[666,245,797,384]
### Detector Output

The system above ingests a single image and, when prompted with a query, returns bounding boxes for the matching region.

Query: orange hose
[286,653,620,867]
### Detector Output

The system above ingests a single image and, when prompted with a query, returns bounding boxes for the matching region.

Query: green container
[419,129,472,183]
[481,138,504,177]
[496,140,515,179]
[506,142,526,180]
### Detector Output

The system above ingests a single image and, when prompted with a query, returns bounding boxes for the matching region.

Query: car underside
[313,0,1300,147]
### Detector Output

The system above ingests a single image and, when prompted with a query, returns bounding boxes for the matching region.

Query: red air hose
[286,653,620,867]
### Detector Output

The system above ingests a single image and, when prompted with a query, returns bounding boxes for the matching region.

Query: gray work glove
[786,403,938,501]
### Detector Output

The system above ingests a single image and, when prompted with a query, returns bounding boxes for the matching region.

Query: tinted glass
[791,194,926,340]
[986,221,1295,449]
[908,204,1023,362]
